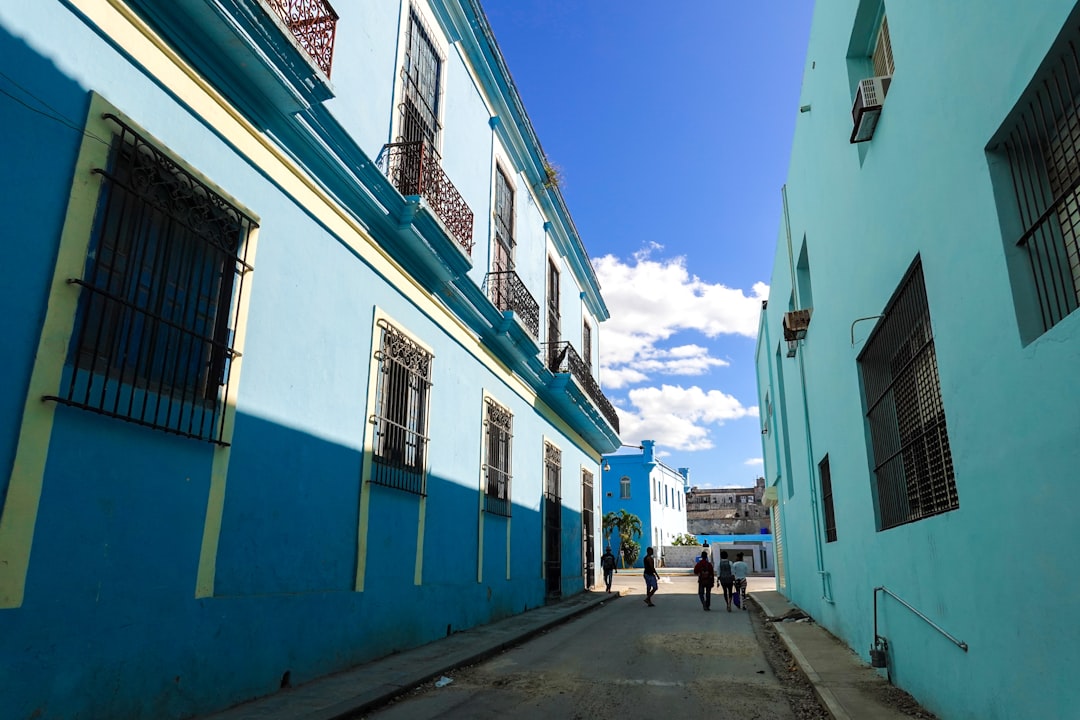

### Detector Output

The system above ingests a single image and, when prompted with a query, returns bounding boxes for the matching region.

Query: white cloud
[615,384,759,452]
[594,247,767,388]
[744,458,764,466]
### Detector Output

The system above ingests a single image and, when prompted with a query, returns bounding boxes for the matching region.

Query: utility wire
[0,69,110,147]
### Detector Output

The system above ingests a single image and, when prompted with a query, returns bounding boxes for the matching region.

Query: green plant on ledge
[671,533,699,546]
[542,160,562,190]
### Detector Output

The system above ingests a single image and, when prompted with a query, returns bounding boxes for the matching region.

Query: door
[543,442,562,599]
[582,469,595,589]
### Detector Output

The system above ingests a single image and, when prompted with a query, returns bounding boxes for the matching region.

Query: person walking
[600,546,617,593]
[732,551,749,611]
[716,550,735,612]
[693,550,714,610]
[642,546,659,606]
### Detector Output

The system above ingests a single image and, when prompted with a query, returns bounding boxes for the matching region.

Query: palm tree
[602,509,643,568]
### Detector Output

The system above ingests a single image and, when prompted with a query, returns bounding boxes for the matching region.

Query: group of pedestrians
[697,549,749,612]
[601,544,749,611]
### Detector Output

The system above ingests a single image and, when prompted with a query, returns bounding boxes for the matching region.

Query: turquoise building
[600,441,688,567]
[0,1,619,717]
[756,2,1080,718]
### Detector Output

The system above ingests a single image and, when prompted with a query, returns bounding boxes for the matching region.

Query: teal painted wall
[0,1,614,718]
[757,2,1080,718]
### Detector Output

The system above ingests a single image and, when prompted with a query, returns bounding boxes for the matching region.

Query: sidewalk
[751,591,912,720]
[197,589,621,720]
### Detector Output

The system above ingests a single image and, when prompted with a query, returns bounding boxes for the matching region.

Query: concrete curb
[749,594,850,720]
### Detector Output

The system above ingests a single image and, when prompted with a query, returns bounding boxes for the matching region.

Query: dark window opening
[47,114,255,445]
[484,398,513,517]
[858,259,958,530]
[371,320,433,495]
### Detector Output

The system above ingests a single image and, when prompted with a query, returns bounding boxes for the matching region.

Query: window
[872,13,894,77]
[582,320,592,369]
[859,259,958,530]
[493,167,514,272]
[546,258,561,370]
[619,476,631,499]
[820,455,837,543]
[400,8,442,149]
[483,398,512,516]
[996,17,1080,335]
[371,320,433,495]
[47,114,254,444]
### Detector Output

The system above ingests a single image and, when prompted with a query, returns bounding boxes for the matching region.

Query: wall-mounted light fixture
[602,443,645,472]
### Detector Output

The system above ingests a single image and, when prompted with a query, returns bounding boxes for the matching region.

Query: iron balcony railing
[544,341,620,433]
[266,0,339,77]
[380,141,475,255]
[482,270,540,339]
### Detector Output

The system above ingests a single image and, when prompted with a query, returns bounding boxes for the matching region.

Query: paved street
[367,574,792,719]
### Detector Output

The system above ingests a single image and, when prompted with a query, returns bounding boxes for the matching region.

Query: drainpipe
[782,185,833,604]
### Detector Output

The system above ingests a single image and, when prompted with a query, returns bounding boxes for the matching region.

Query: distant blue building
[600,441,688,566]
[757,2,1080,718]
[0,1,620,717]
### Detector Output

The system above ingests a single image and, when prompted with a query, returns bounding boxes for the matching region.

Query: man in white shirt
[732,552,749,611]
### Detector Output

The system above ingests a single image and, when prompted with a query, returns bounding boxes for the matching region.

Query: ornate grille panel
[543,442,562,598]
[380,141,475,255]
[484,398,513,517]
[482,270,540,339]
[266,0,339,77]
[371,320,433,495]
[46,114,255,444]
[544,341,620,433]
[1001,25,1080,332]
[819,455,837,543]
[858,260,958,530]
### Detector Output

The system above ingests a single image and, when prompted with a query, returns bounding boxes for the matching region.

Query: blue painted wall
[0,1,616,717]
[757,2,1080,718]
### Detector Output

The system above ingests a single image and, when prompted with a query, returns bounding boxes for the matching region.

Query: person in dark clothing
[716,550,735,612]
[600,546,617,593]
[693,551,715,610]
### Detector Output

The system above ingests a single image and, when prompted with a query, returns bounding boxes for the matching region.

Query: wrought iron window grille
[266,0,339,77]
[44,113,255,445]
[481,270,540,339]
[483,398,513,517]
[858,260,958,530]
[400,8,443,150]
[1000,28,1080,333]
[370,320,433,495]
[543,341,620,434]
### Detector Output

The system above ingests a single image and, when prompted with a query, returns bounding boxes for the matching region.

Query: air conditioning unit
[850,75,892,144]
[783,308,813,341]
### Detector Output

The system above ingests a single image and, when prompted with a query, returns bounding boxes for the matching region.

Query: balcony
[266,0,339,77]
[544,341,620,433]
[381,141,475,255]
[482,271,540,340]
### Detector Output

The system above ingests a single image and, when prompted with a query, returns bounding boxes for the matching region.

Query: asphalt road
[366,574,794,719]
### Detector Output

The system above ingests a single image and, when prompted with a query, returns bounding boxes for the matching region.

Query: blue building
[0,1,620,717]
[756,2,1080,718]
[600,441,688,566]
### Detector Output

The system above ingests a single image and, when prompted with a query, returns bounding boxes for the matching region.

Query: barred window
[483,398,513,517]
[582,320,592,369]
[997,19,1080,335]
[819,455,837,543]
[400,8,442,149]
[858,259,958,530]
[46,114,254,444]
[619,476,631,499]
[494,167,514,270]
[371,320,432,495]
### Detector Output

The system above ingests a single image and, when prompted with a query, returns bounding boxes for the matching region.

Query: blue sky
[483,2,815,488]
